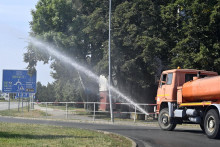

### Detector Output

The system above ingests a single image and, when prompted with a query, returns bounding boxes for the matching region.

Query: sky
[0,0,54,90]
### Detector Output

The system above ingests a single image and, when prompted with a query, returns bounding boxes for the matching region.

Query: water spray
[28,37,149,116]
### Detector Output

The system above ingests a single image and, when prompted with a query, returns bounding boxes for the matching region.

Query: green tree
[95,0,166,103]
[25,0,100,103]
[35,82,56,102]
[25,0,167,104]
[26,0,220,105]
[161,0,220,72]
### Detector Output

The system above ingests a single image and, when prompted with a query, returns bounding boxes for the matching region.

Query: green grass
[38,104,91,115]
[38,104,77,111]
[0,98,7,102]
[0,122,132,147]
[0,107,48,118]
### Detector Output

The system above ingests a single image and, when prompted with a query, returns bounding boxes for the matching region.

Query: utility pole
[108,0,114,123]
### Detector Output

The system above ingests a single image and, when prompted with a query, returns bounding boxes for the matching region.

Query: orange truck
[156,68,220,138]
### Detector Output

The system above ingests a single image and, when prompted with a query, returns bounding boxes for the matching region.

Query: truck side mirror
[161,81,166,84]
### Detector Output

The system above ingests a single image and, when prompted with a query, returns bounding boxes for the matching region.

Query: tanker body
[156,68,220,139]
[182,76,220,102]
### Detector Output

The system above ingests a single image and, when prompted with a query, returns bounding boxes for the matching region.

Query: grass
[38,104,91,115]
[38,104,79,111]
[0,122,132,147]
[0,107,48,118]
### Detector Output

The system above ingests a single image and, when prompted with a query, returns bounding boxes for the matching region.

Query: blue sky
[0,0,54,90]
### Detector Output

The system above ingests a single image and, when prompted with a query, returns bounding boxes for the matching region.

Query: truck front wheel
[158,108,176,131]
[204,109,220,139]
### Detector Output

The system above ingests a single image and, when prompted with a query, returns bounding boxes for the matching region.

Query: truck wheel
[158,108,176,131]
[204,109,220,139]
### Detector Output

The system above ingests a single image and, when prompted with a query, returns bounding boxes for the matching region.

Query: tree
[25,0,168,104]
[25,0,100,103]
[95,0,167,103]
[35,82,56,102]
[161,0,220,72]
[25,0,220,105]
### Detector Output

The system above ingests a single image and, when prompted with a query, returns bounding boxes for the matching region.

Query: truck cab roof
[162,69,218,76]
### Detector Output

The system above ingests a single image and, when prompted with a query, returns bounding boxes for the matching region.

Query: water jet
[28,37,149,116]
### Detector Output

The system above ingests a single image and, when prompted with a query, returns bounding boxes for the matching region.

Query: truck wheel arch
[205,104,220,118]
[160,102,168,111]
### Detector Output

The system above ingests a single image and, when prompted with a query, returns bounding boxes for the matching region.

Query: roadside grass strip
[0,122,132,147]
[0,107,48,118]
[38,104,91,115]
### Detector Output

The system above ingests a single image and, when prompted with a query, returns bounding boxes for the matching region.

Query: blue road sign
[15,93,30,99]
[2,70,37,93]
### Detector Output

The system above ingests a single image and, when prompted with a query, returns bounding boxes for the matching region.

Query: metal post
[8,95,10,110]
[93,102,96,121]
[32,95,34,109]
[29,95,31,110]
[66,103,68,119]
[134,105,137,123]
[28,100,29,112]
[87,95,88,111]
[22,95,24,116]
[108,0,114,123]
[46,102,48,118]
[18,94,20,112]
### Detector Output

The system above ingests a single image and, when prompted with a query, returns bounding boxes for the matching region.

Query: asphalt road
[0,117,220,147]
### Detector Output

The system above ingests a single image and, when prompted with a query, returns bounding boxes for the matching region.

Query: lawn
[0,107,47,118]
[0,123,132,147]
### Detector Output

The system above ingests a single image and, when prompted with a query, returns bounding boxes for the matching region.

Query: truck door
[157,73,173,102]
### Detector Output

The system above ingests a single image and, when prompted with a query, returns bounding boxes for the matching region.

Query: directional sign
[2,70,37,93]
[15,93,30,99]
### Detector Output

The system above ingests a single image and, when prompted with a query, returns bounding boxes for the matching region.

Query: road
[0,117,220,147]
